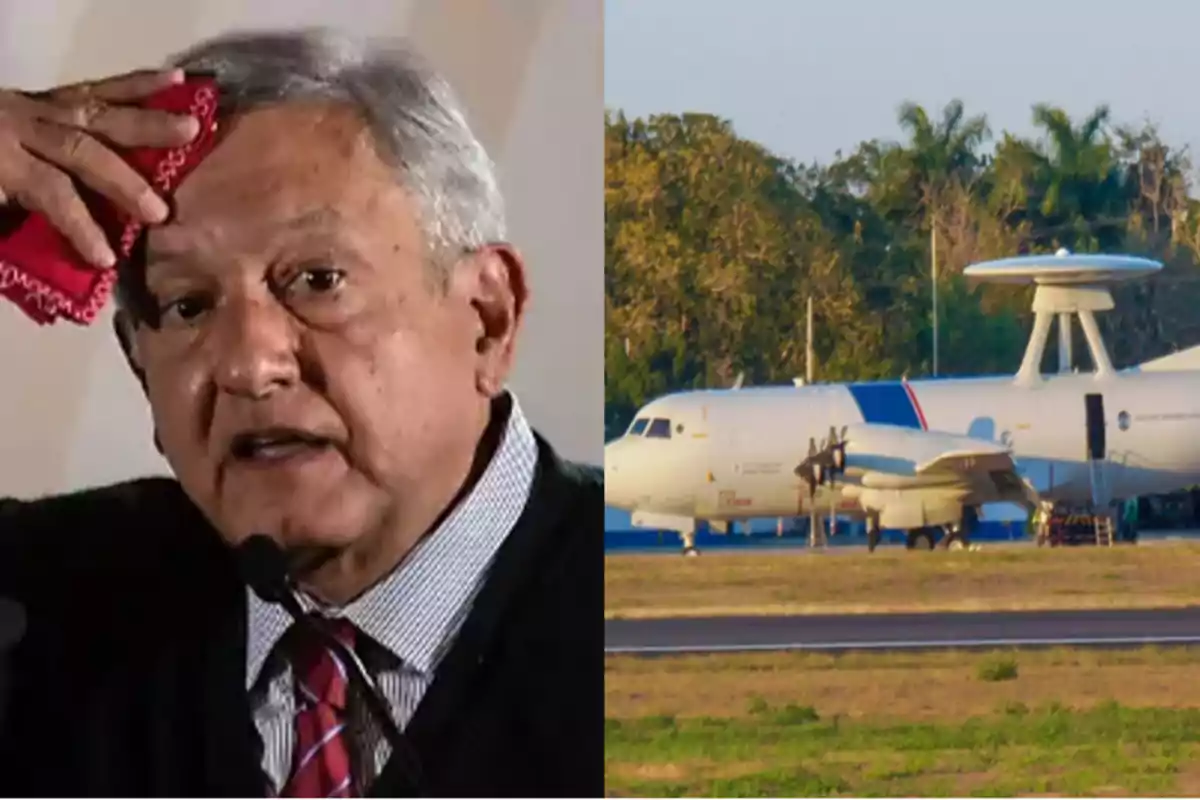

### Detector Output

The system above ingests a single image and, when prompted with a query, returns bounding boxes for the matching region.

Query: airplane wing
[840,424,1012,476]
[914,448,1017,476]
[829,424,1039,517]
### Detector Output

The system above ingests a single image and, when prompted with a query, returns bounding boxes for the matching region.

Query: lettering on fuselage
[740,462,783,476]
[718,490,752,508]
[1135,412,1200,422]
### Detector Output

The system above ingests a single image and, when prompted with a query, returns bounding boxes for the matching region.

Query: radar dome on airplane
[963,250,1162,285]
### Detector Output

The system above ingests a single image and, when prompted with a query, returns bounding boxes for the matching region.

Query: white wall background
[0,0,603,498]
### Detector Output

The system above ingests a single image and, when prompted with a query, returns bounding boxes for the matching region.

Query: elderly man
[0,28,602,797]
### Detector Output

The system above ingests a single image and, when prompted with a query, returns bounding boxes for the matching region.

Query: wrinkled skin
[121,102,528,604]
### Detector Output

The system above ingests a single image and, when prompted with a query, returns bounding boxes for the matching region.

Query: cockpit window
[629,418,649,436]
[646,418,672,439]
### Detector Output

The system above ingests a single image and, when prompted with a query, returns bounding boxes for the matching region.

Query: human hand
[0,68,201,267]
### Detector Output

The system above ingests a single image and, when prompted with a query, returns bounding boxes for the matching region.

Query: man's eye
[286,267,346,296]
[159,294,211,325]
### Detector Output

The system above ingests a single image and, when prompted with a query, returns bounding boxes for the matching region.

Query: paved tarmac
[605,607,1200,654]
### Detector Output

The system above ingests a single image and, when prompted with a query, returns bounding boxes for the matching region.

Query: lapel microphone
[234,534,424,794]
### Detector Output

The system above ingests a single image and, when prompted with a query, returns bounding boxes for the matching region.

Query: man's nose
[211,296,300,398]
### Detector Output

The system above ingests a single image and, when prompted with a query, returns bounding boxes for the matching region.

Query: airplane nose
[604,439,630,508]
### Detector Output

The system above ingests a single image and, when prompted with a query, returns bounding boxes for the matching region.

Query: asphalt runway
[605,607,1200,654]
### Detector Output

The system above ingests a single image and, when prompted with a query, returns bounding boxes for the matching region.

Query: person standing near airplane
[1121,496,1140,541]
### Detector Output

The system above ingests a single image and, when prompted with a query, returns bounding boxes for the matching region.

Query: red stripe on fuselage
[902,381,928,430]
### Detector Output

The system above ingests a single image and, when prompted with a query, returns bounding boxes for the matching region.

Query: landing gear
[883,507,983,552]
[936,526,969,550]
[866,513,882,552]
[680,529,699,557]
[934,507,978,550]
[906,527,936,550]
[935,524,972,550]
[958,505,979,549]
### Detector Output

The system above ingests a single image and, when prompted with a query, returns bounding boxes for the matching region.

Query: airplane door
[1084,393,1105,460]
[695,402,757,520]
[694,403,724,519]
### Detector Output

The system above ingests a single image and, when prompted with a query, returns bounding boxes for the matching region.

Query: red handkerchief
[0,76,220,325]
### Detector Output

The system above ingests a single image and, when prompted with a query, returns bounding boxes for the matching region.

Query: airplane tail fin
[1135,344,1200,373]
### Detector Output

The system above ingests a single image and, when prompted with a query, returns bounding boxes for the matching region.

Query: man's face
[128,103,525,558]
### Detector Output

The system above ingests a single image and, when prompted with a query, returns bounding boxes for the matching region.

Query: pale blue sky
[605,0,1200,166]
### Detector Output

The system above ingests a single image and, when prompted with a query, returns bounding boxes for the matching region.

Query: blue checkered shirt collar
[244,391,538,688]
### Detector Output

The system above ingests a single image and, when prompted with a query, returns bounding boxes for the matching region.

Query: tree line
[605,100,1200,440]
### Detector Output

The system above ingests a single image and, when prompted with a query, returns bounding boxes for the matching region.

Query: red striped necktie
[280,618,359,798]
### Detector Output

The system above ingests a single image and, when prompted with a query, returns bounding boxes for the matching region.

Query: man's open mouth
[229,428,334,463]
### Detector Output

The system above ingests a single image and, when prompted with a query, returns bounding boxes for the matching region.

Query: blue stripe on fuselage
[847,382,922,428]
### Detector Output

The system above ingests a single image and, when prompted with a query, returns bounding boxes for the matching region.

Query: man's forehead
[205,102,373,159]
[166,104,384,209]
[146,206,348,259]
[140,103,418,263]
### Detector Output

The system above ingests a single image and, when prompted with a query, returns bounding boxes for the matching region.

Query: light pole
[931,224,939,377]
[805,295,814,384]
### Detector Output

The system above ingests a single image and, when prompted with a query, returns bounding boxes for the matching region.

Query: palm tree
[1027,104,1126,250]
[894,100,991,376]
[897,99,991,194]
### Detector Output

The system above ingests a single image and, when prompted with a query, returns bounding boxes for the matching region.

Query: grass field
[605,647,1200,796]
[605,543,1200,618]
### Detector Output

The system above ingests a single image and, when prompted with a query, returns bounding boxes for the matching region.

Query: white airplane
[604,251,1200,552]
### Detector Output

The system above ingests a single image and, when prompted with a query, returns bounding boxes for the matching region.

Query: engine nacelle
[858,487,967,530]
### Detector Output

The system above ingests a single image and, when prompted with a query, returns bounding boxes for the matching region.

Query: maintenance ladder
[1093,514,1115,547]
[1088,458,1116,546]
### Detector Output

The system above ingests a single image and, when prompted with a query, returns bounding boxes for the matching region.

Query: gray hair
[165,26,506,266]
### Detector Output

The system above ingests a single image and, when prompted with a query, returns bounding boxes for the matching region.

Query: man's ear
[456,243,529,397]
[112,310,147,393]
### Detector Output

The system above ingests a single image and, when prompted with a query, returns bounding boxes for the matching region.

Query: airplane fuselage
[604,370,1200,527]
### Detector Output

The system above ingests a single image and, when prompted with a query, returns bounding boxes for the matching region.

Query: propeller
[794,426,850,497]
[795,438,820,497]
[828,425,848,471]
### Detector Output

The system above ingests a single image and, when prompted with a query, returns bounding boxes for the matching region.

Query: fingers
[31,95,199,149]
[34,68,199,148]
[22,118,169,223]
[78,105,199,148]
[3,152,115,268]
[53,68,184,104]
[0,67,203,269]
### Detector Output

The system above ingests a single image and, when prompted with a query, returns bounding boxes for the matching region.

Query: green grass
[976,655,1020,682]
[605,701,1200,796]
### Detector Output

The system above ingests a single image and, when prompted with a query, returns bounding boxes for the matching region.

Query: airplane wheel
[682,547,700,557]
[906,528,935,551]
[867,528,881,552]
[940,527,969,551]
[935,527,952,550]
